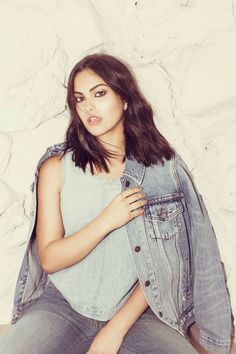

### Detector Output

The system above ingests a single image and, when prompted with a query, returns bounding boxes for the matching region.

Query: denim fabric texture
[48,150,139,320]
[8,142,233,354]
[0,281,198,354]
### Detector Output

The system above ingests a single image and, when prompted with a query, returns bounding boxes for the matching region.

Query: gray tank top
[48,151,138,320]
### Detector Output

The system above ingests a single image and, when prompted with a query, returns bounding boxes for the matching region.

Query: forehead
[74,69,107,91]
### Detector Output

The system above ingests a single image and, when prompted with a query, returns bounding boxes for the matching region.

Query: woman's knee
[0,308,86,354]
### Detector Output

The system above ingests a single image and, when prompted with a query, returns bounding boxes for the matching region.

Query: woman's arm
[36,156,146,274]
[106,281,149,335]
[36,156,111,274]
[86,281,149,354]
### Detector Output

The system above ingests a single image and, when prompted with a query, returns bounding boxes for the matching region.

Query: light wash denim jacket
[11,142,233,354]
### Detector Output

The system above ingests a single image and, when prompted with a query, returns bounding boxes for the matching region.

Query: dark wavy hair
[62,53,176,173]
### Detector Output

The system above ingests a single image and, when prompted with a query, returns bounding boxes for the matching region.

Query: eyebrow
[74,83,108,95]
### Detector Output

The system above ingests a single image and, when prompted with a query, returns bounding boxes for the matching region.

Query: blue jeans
[0,281,197,354]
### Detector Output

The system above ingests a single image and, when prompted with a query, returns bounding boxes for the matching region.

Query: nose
[84,97,95,112]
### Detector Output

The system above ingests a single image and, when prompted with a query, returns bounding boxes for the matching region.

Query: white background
[0,1,235,340]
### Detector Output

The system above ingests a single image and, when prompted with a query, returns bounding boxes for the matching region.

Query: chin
[86,128,106,137]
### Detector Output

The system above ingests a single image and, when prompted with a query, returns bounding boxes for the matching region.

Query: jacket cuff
[199,331,231,354]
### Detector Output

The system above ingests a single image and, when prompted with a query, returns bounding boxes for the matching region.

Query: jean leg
[118,307,198,354]
[0,282,97,354]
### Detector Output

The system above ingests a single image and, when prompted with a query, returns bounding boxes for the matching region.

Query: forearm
[42,214,110,274]
[106,281,149,336]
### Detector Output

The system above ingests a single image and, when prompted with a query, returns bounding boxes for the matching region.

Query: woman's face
[73,69,125,141]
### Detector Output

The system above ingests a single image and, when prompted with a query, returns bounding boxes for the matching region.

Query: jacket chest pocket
[144,193,184,240]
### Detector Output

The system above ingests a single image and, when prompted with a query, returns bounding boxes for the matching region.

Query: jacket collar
[123,157,146,185]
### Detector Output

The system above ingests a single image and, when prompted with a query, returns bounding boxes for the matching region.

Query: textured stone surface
[0,2,235,339]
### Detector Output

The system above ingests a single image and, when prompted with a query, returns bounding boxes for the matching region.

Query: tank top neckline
[85,167,122,184]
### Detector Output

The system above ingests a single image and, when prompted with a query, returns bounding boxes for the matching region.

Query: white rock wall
[0,0,236,332]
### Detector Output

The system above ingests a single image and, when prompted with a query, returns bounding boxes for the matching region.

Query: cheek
[74,109,86,127]
[102,98,123,116]
[75,105,85,120]
[75,104,82,115]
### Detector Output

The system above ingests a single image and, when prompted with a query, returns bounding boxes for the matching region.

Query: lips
[87,115,102,125]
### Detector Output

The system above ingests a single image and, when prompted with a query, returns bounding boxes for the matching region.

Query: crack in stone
[180,0,190,6]
[9,106,67,133]
[87,0,110,43]
[232,0,236,24]
[157,62,177,120]
[0,144,12,174]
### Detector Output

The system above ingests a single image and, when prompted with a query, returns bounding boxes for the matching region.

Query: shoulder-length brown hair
[62,53,176,173]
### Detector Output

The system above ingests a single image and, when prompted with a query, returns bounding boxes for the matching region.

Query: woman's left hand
[86,323,125,354]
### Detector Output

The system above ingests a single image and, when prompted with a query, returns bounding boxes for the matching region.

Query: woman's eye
[74,90,106,103]
[75,96,83,103]
[95,90,106,97]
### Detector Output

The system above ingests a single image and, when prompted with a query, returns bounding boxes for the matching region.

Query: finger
[130,207,145,218]
[130,199,147,211]
[122,187,142,198]
[127,192,146,205]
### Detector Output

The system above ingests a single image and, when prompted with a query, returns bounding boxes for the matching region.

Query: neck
[98,137,125,164]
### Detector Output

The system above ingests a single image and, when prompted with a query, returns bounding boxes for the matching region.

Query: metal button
[145,280,150,287]
[159,207,168,220]
[125,180,130,187]
[134,245,141,252]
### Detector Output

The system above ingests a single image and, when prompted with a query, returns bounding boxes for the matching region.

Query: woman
[0,53,233,354]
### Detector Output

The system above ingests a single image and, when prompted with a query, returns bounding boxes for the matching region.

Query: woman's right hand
[100,187,147,232]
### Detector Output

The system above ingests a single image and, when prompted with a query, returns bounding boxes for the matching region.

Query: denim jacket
[11,142,233,354]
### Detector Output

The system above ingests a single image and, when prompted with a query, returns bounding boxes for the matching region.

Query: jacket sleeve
[174,154,233,354]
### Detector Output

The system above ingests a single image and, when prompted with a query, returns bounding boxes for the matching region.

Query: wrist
[96,213,113,236]
[105,317,130,337]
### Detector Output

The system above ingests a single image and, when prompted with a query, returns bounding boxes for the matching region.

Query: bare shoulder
[38,153,64,193]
